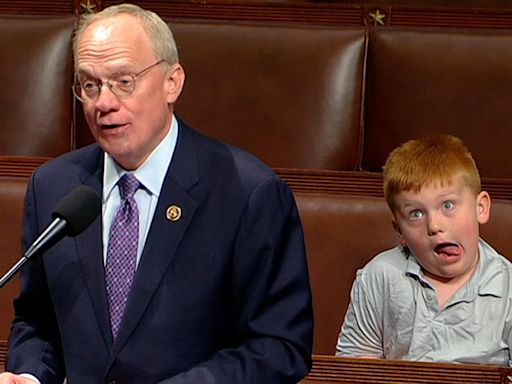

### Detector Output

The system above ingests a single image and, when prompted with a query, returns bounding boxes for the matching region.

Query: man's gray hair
[73,3,179,67]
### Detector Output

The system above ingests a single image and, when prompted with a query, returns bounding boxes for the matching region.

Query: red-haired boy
[337,135,512,365]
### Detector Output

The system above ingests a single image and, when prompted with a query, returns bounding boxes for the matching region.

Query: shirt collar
[405,239,505,300]
[103,115,179,202]
[475,239,505,297]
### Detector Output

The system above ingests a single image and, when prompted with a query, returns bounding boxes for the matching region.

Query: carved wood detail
[74,0,101,16]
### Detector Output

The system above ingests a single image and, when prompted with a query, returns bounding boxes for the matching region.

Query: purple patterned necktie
[105,173,140,338]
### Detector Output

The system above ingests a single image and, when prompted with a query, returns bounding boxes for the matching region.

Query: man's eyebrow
[76,65,136,78]
[76,68,96,78]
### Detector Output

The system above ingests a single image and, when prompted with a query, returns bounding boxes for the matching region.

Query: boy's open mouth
[434,242,461,257]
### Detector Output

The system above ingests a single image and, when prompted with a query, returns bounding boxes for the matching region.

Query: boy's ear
[392,217,407,247]
[476,191,491,225]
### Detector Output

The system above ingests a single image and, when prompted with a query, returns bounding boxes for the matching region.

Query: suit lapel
[107,122,200,360]
[74,148,114,348]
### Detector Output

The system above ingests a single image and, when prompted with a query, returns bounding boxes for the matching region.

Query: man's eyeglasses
[72,59,165,102]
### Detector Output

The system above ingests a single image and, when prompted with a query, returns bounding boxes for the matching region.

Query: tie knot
[118,173,140,199]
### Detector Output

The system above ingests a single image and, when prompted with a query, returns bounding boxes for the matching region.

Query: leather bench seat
[0,16,75,158]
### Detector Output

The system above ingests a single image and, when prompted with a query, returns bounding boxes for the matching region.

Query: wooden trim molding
[275,168,512,201]
[0,340,5,372]
[102,0,512,29]
[0,161,510,201]
[0,157,50,179]
[2,346,510,381]
[104,0,365,26]
[1,0,512,29]
[0,1,74,15]
[302,354,512,384]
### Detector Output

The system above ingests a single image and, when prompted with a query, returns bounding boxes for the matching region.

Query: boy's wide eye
[408,210,423,220]
[443,201,455,210]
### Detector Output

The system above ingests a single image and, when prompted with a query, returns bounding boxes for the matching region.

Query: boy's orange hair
[383,134,481,209]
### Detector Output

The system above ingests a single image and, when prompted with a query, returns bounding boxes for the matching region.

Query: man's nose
[94,83,120,110]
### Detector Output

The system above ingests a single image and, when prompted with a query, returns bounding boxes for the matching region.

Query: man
[0,4,313,383]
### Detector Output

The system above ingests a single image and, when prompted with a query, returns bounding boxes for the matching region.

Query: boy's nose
[427,215,443,235]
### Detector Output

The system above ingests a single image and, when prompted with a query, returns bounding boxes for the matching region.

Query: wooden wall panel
[100,0,512,29]
[0,0,74,15]
[1,0,512,30]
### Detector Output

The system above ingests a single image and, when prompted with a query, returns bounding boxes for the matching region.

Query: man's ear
[392,216,407,247]
[165,63,185,104]
[476,190,491,225]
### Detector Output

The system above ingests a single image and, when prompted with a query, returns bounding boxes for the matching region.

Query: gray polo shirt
[337,239,512,366]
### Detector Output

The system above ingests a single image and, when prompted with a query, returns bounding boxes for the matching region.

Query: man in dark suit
[0,3,313,384]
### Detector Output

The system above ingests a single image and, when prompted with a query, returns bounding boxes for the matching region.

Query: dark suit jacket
[6,121,314,383]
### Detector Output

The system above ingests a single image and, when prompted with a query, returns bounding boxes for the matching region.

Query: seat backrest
[170,21,366,171]
[480,197,512,258]
[362,27,512,178]
[0,16,75,157]
[295,192,397,354]
[296,190,512,355]
[0,176,29,342]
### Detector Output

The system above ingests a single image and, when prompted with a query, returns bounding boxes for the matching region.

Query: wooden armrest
[2,344,511,381]
[302,354,512,383]
[0,339,6,372]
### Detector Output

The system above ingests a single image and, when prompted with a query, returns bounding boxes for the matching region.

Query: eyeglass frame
[72,59,165,102]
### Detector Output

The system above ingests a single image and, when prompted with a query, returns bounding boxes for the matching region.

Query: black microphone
[0,185,101,289]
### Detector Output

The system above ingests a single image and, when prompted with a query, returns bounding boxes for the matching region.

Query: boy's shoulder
[352,246,419,300]
[480,239,512,266]
[358,246,411,281]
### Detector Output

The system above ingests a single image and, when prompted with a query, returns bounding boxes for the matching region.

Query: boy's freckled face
[391,174,490,284]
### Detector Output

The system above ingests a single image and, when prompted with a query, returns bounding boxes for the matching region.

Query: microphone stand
[0,219,66,289]
[0,257,29,289]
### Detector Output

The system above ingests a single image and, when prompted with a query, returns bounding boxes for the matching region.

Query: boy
[336,134,512,365]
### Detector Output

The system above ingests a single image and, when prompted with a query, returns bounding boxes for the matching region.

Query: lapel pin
[166,205,182,222]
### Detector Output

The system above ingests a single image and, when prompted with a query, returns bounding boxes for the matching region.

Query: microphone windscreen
[52,186,102,237]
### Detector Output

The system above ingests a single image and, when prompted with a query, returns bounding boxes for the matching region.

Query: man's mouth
[102,123,124,129]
